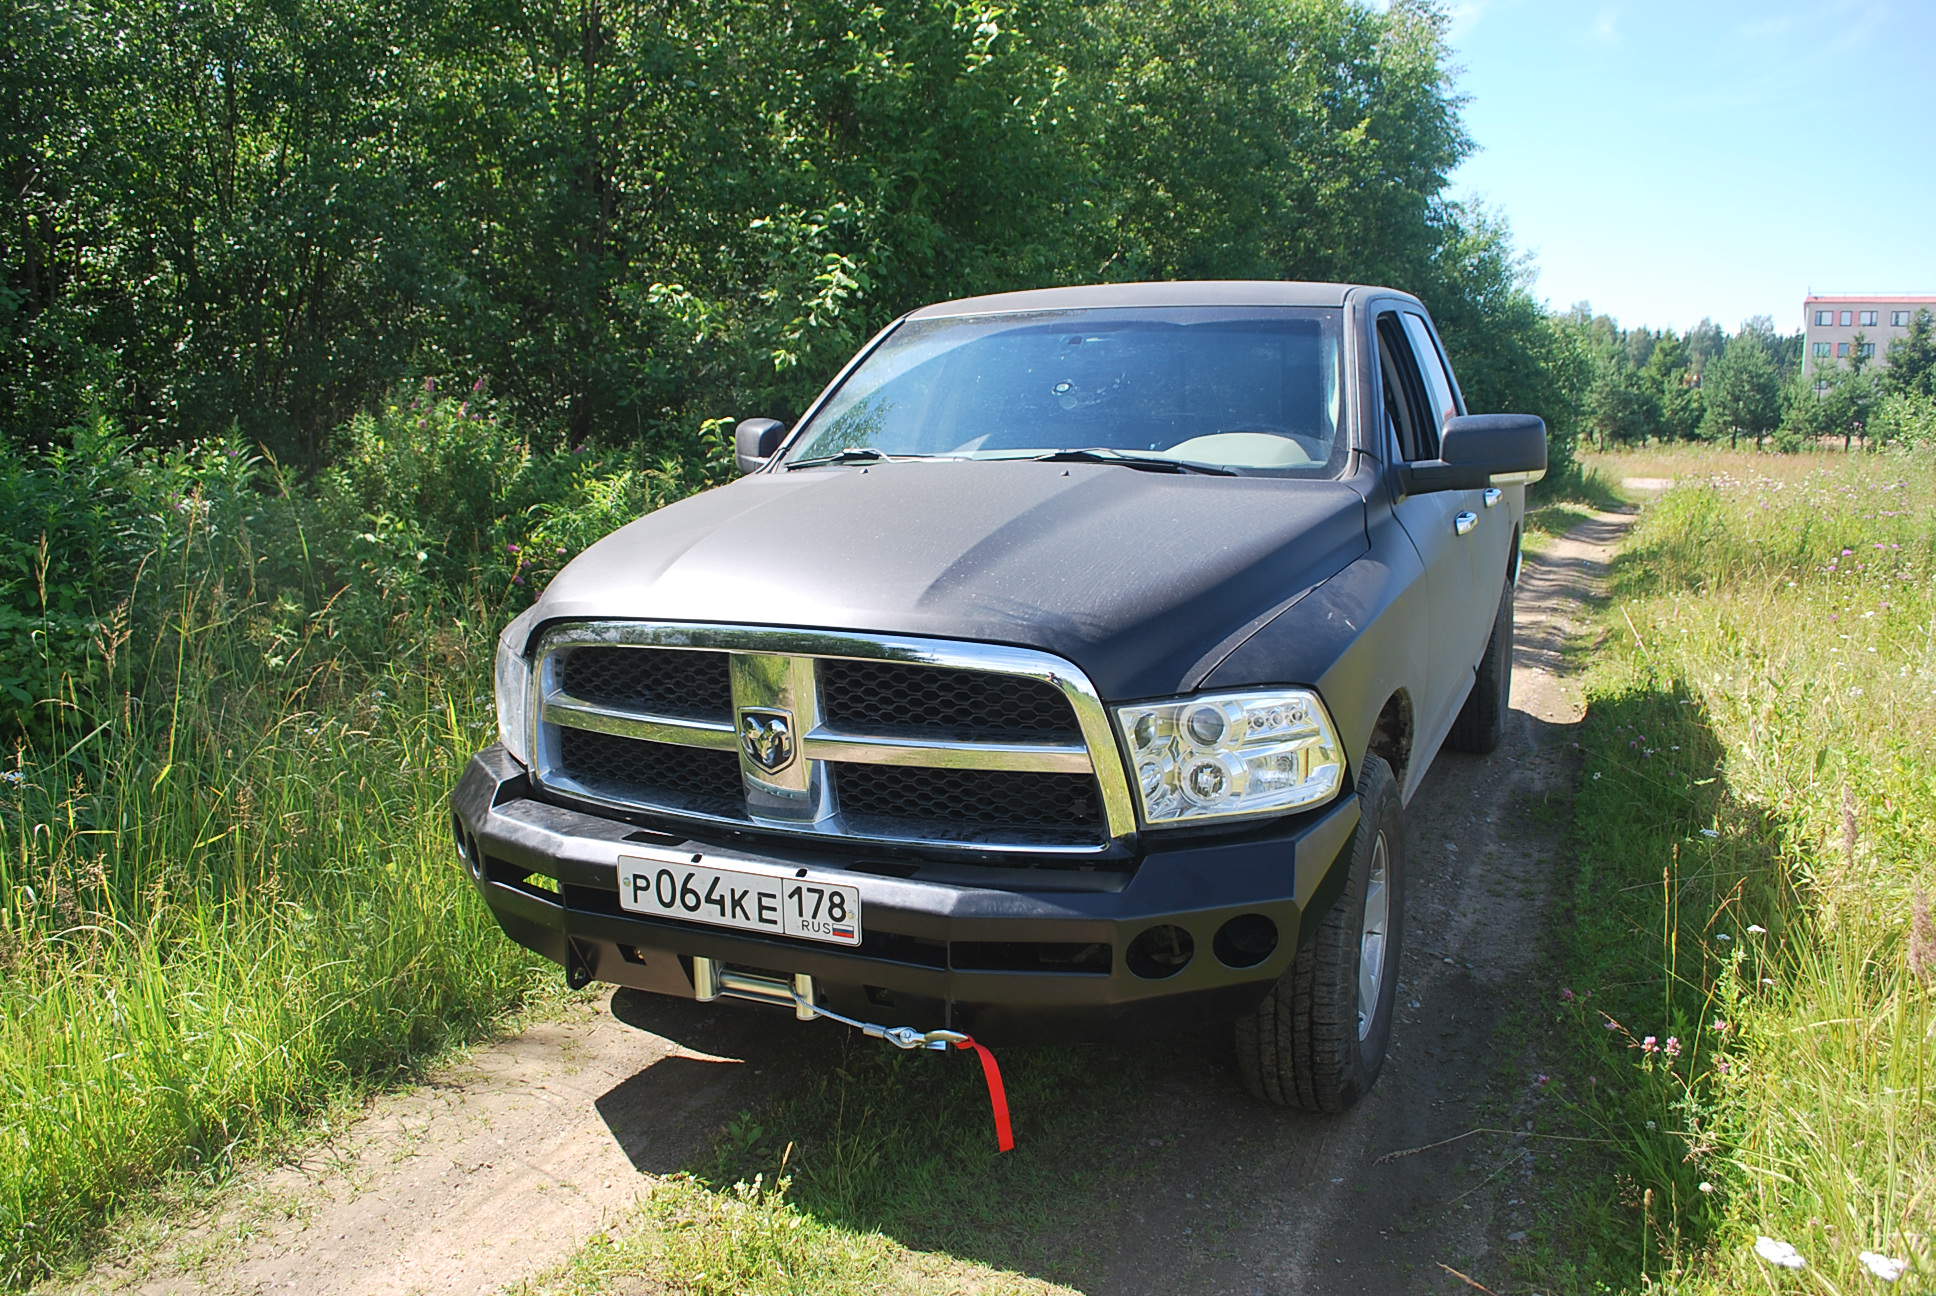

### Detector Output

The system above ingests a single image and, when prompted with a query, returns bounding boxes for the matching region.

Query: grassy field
[1532,446,1933,1291]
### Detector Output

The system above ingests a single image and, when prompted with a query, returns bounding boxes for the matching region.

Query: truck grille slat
[819,659,1080,741]
[836,764,1101,833]
[558,728,745,818]
[558,647,733,722]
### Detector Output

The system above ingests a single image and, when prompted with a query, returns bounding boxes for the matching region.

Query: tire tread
[1235,755,1402,1112]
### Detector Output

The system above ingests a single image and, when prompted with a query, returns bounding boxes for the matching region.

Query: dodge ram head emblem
[737,708,796,773]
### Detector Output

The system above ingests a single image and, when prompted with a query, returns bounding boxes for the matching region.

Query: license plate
[615,853,862,946]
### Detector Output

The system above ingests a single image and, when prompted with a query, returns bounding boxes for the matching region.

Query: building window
[1813,342,1832,357]
[1895,311,1911,327]
[1859,310,1878,326]
[1860,342,1876,359]
[1840,311,1854,326]
[1815,310,1834,326]
[1837,342,1850,357]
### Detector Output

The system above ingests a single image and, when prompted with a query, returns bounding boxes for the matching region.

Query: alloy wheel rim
[1357,833,1390,1042]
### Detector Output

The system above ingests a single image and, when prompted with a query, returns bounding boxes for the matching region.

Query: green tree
[1643,332,1702,440]
[1701,329,1782,447]
[1684,318,1727,377]
[1885,308,1936,398]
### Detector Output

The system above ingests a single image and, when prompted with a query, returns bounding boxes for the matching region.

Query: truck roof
[906,280,1403,319]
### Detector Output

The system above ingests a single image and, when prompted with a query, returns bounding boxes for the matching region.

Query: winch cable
[794,995,1015,1153]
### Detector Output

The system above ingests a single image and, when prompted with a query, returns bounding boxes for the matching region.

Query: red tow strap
[953,1036,1014,1153]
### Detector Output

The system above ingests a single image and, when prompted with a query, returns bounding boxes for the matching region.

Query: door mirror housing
[1399,414,1547,495]
[734,418,788,474]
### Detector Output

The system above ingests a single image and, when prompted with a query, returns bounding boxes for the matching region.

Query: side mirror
[734,418,788,474]
[1400,414,1547,495]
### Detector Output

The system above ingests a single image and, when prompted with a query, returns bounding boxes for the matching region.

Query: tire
[1446,581,1514,755]
[1235,754,1404,1111]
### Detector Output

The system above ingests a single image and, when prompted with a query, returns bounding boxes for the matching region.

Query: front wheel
[1235,754,1405,1111]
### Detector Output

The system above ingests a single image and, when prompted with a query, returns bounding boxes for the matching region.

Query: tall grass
[0,506,552,1285]
[1545,447,1934,1291]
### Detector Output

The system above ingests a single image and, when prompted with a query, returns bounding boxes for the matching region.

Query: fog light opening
[1126,924,1194,980]
[1213,913,1278,969]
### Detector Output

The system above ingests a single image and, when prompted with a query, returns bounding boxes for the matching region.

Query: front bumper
[452,745,1360,1043]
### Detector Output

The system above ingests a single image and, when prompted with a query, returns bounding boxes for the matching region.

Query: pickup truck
[452,281,1546,1111]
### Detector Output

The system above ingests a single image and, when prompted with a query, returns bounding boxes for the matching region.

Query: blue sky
[1439,0,1936,335]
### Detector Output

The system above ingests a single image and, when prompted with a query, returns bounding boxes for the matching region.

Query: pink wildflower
[1663,1036,1682,1057]
[1641,1035,1660,1053]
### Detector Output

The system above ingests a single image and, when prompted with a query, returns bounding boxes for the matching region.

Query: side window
[1401,313,1462,432]
[1375,312,1436,461]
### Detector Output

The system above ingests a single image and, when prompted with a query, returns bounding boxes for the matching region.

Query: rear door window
[1400,312,1462,436]
[1375,312,1436,461]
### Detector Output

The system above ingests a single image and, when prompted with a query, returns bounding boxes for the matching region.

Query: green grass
[0,514,551,1286]
[1533,447,1935,1292]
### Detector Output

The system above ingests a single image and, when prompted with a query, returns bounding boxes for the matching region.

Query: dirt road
[56,509,1634,1296]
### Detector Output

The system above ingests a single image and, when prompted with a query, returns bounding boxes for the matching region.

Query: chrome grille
[528,623,1137,856]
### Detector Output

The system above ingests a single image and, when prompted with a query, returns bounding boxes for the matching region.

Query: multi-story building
[1803,294,1936,376]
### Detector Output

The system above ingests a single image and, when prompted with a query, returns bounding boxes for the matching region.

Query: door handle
[1454,511,1478,536]
[1482,487,1502,509]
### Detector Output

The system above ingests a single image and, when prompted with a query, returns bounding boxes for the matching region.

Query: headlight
[494,607,540,766]
[1115,688,1344,826]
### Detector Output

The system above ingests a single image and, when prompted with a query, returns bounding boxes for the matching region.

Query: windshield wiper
[1030,447,1237,475]
[785,447,936,470]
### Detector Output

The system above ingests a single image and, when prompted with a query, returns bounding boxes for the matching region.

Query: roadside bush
[317,381,733,650]
[1873,390,1936,449]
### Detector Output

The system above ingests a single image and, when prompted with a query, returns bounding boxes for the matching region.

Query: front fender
[1196,519,1428,795]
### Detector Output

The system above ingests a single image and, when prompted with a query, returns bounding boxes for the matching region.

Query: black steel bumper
[452,745,1361,1044]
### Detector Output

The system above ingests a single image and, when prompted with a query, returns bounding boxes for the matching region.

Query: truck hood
[532,459,1368,700]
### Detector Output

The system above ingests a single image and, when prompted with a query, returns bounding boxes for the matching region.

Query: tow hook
[691,956,1013,1150]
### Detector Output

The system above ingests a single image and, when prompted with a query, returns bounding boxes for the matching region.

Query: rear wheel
[1447,581,1514,755]
[1235,754,1405,1111]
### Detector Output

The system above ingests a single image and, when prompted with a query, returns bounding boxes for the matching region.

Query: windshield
[782,306,1347,474]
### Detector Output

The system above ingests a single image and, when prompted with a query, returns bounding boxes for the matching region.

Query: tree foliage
[3,0,1568,463]
[1701,329,1782,446]
[1885,309,1936,398]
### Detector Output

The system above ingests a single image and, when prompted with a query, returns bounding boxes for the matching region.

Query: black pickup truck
[452,281,1545,1110]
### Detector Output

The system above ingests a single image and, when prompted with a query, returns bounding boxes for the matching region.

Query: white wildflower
[1700,828,1720,839]
[1698,1181,1714,1193]
[1754,1237,1806,1270]
[1716,933,1732,942]
[1859,1252,1908,1282]
[1747,924,1767,935]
